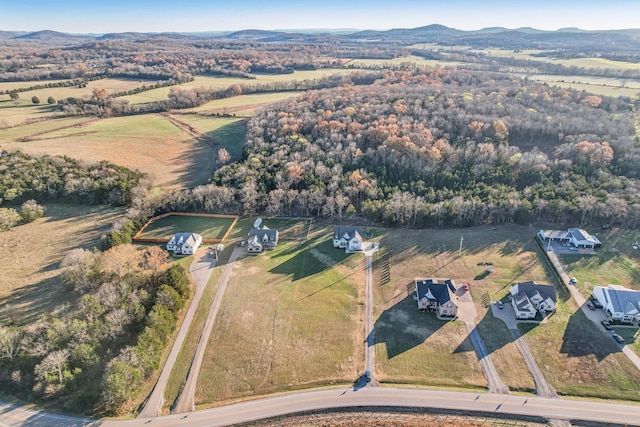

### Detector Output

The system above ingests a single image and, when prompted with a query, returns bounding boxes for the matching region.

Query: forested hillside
[212,68,640,227]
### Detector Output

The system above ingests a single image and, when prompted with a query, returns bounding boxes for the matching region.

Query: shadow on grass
[558,307,623,361]
[269,239,350,282]
[203,119,248,161]
[0,276,67,326]
[454,309,515,357]
[369,295,446,359]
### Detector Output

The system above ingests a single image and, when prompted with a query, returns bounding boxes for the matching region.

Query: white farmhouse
[332,226,363,252]
[510,281,557,319]
[167,232,203,255]
[593,285,640,324]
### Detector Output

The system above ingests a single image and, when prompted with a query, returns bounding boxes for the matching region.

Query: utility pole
[459,235,463,256]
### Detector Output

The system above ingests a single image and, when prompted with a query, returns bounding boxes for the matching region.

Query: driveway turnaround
[138,248,217,418]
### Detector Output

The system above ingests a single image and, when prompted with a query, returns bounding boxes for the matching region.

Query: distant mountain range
[2,25,640,51]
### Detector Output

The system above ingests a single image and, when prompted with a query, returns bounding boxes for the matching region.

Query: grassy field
[184,91,302,116]
[1,78,162,105]
[519,297,640,401]
[194,224,365,406]
[168,115,248,161]
[137,214,237,241]
[2,114,213,189]
[525,78,640,98]
[0,79,67,92]
[0,100,62,127]
[120,69,354,105]
[559,228,640,297]
[0,116,94,142]
[371,225,555,392]
[0,204,123,325]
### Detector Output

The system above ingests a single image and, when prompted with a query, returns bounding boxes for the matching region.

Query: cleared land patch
[2,114,213,189]
[0,116,94,143]
[0,204,123,325]
[168,115,247,162]
[194,227,365,406]
[0,100,61,127]
[184,91,302,116]
[135,213,237,242]
[372,225,554,392]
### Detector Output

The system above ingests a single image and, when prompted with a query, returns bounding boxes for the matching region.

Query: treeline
[0,151,145,206]
[57,71,385,117]
[199,68,640,228]
[0,247,190,414]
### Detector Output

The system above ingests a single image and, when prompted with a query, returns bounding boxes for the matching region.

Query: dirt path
[138,249,217,418]
[172,246,245,414]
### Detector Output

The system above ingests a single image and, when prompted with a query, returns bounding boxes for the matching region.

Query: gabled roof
[596,285,640,315]
[415,278,457,306]
[510,281,557,304]
[334,226,363,241]
[168,232,202,245]
[248,228,278,244]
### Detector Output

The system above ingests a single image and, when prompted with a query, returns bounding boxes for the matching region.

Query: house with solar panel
[415,278,458,319]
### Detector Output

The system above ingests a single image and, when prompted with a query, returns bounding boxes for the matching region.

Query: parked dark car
[497,301,504,309]
[612,333,625,344]
[590,296,603,309]
[601,319,614,330]
[586,302,595,310]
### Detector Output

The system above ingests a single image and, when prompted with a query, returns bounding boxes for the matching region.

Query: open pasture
[184,91,302,116]
[120,69,354,105]
[0,79,68,93]
[2,114,213,189]
[346,55,464,68]
[167,115,247,162]
[0,116,94,142]
[0,204,123,326]
[135,213,237,242]
[2,77,163,105]
[0,100,62,127]
[195,226,364,405]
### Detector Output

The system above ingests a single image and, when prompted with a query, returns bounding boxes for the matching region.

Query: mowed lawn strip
[372,225,554,391]
[138,214,236,241]
[195,228,365,405]
[518,298,640,401]
[2,114,213,189]
[0,204,123,325]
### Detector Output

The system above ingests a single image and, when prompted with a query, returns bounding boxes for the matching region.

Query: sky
[1,0,639,33]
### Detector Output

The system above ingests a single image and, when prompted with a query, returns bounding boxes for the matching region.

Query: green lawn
[169,115,248,161]
[559,228,640,297]
[372,225,552,392]
[0,116,94,142]
[138,214,237,241]
[194,226,364,405]
[519,298,640,401]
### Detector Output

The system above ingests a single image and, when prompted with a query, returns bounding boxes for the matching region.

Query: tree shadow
[201,119,248,161]
[0,276,69,326]
[369,295,446,359]
[269,239,351,282]
[454,309,516,357]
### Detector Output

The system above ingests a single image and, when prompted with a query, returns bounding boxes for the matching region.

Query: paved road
[5,387,640,427]
[172,246,244,414]
[456,289,509,394]
[138,249,217,418]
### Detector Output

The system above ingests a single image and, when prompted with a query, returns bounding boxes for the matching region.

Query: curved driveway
[4,387,640,427]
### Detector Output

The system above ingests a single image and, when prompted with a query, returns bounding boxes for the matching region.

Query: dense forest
[0,151,145,206]
[205,68,640,227]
